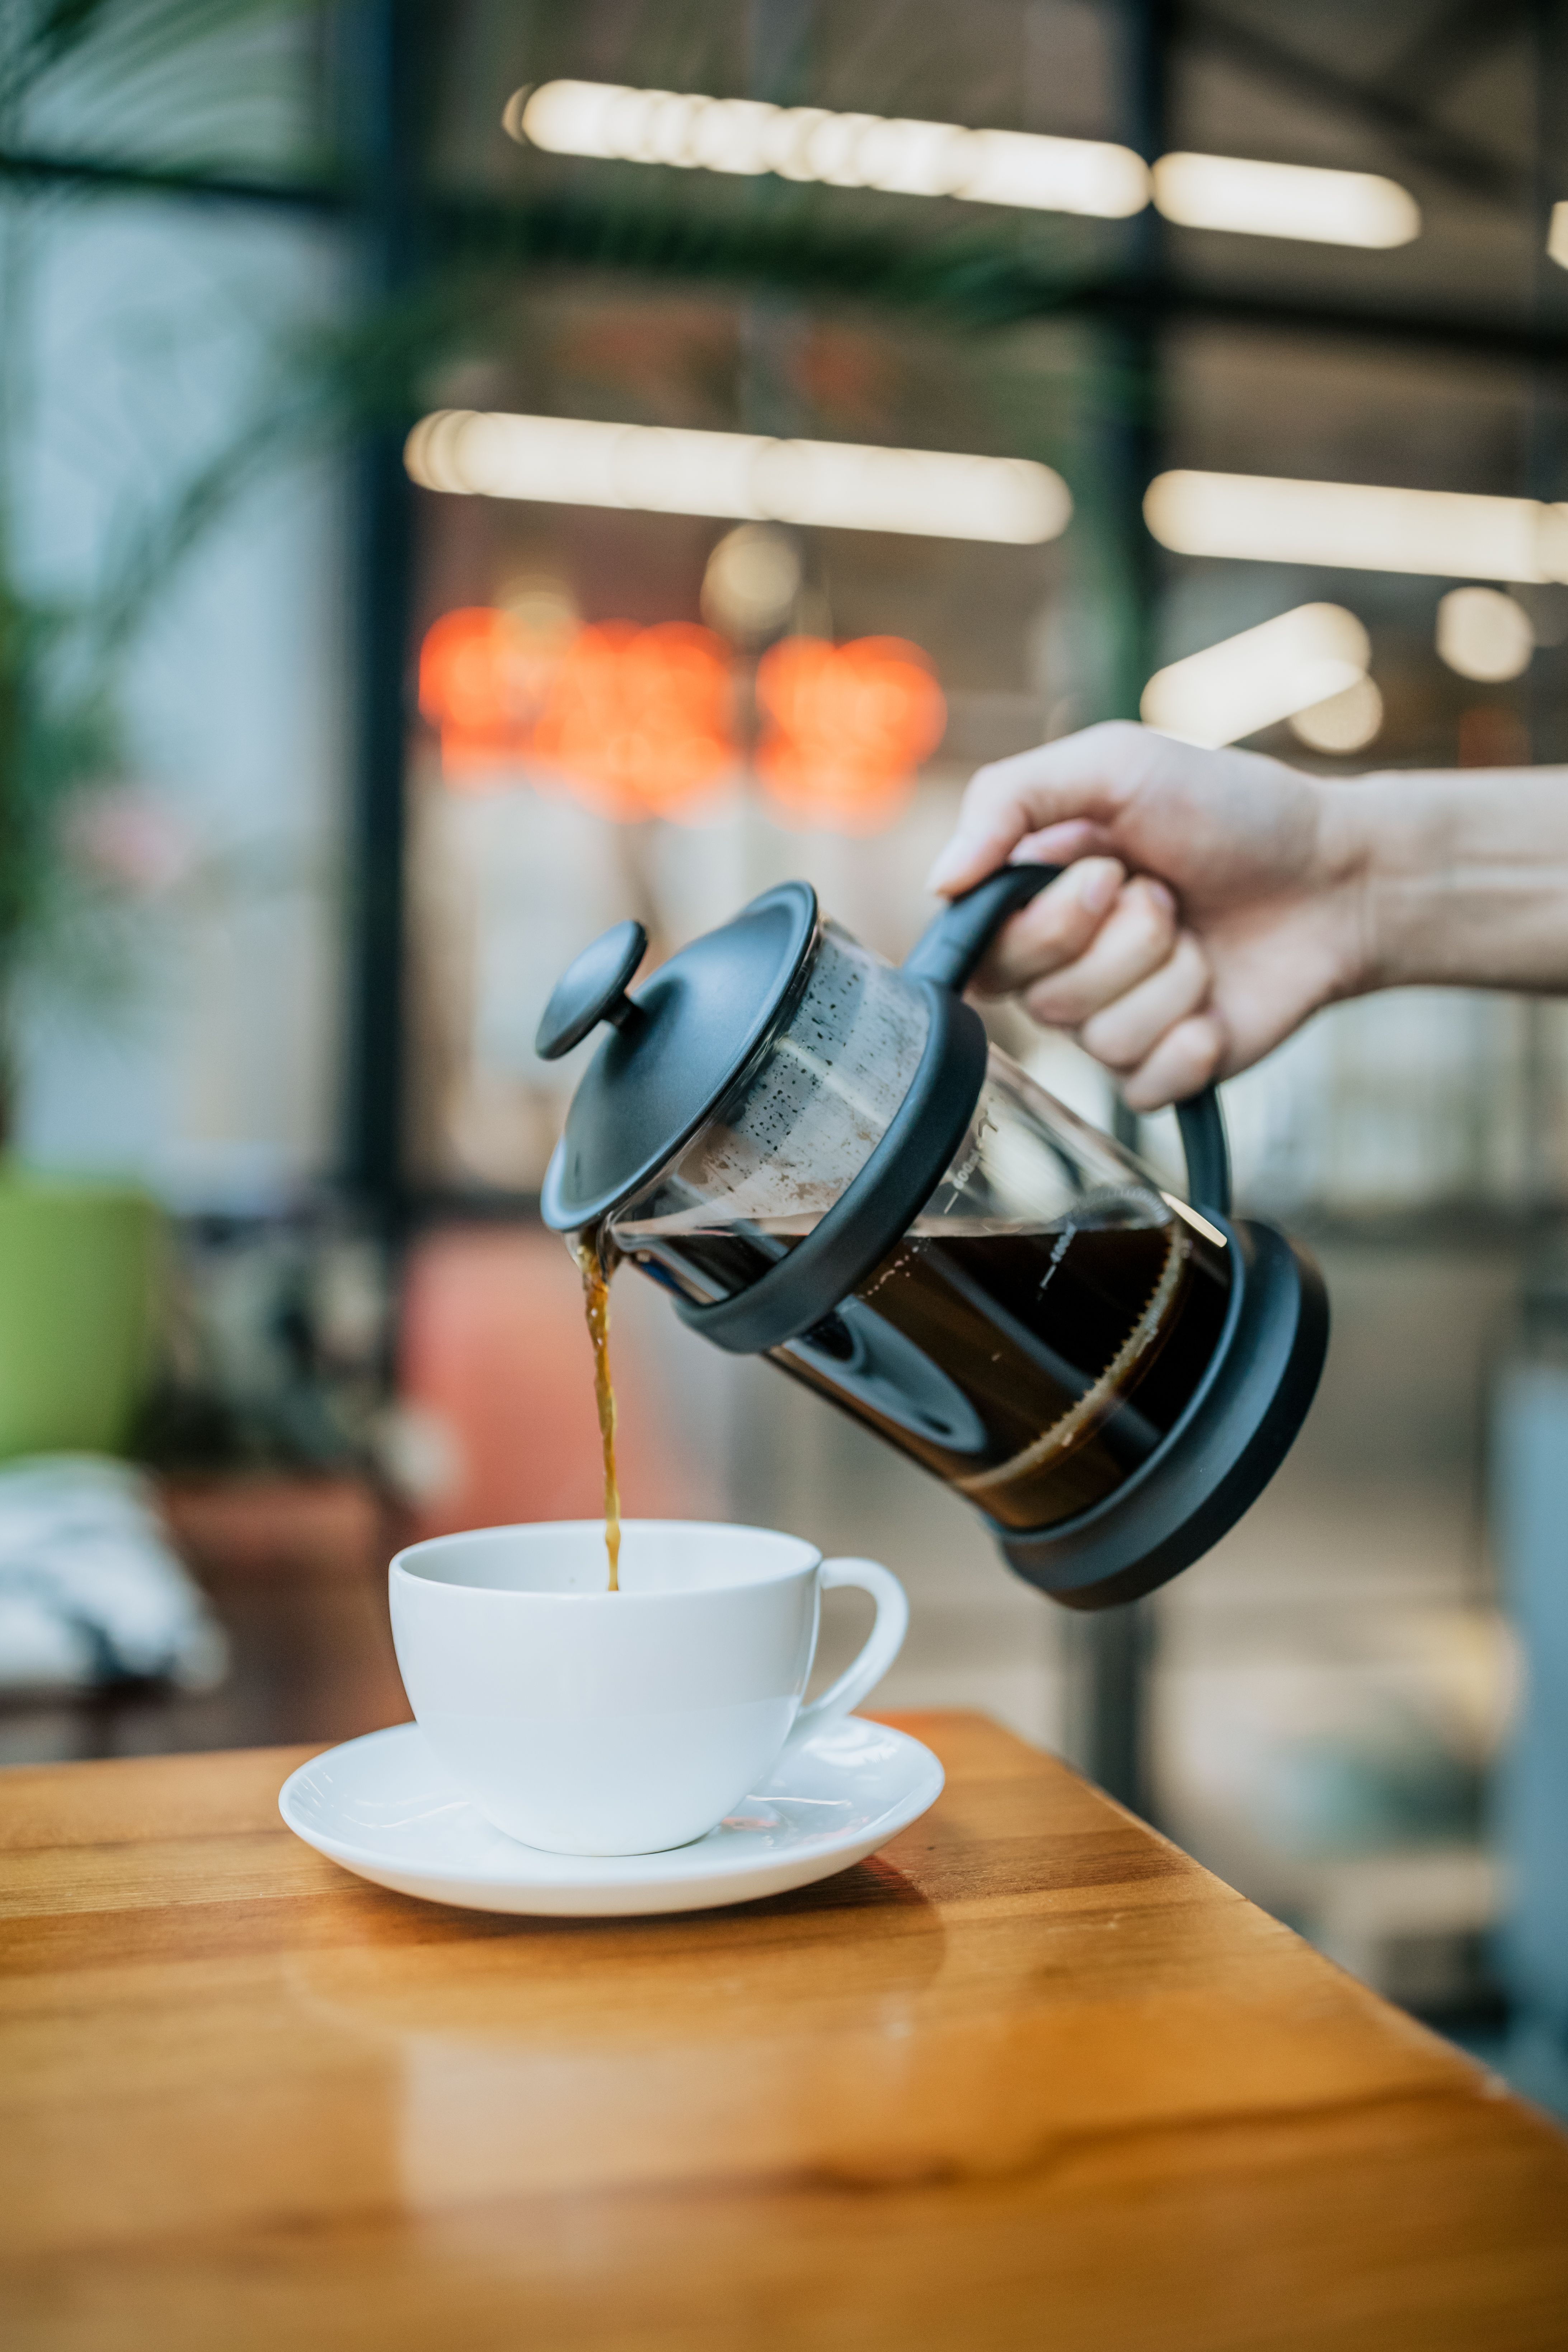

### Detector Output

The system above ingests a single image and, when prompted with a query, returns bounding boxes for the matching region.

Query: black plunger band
[674,979,990,1357]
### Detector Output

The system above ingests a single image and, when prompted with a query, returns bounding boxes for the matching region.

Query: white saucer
[279,1717,944,1918]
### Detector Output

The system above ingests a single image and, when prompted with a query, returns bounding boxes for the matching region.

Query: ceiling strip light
[1152,153,1419,248]
[507,81,1419,248]
[510,80,1149,219]
[1146,470,1568,584]
[1141,603,1370,747]
[405,411,1072,545]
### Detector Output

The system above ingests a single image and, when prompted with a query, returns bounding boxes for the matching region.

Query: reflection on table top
[4,1710,1567,2350]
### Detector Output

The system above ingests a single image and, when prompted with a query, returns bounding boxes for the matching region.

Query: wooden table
[5,1714,1567,2351]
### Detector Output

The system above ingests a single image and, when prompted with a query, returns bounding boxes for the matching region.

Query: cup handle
[787,1558,909,1746]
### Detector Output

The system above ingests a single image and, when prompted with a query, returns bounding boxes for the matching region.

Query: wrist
[1327,764,1568,995]
[1310,770,1409,998]
[1321,769,1440,993]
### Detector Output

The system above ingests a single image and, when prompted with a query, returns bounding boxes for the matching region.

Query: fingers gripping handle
[788,1559,909,1746]
[904,862,1232,1221]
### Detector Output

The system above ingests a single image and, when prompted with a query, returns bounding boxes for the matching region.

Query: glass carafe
[607,920,1233,1533]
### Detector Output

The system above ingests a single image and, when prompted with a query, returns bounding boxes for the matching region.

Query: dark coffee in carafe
[618,1191,1231,1536]
[776,1207,1231,1530]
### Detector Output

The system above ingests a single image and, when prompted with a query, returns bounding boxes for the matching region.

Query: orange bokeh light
[418,611,943,834]
[532,623,735,822]
[755,636,946,833]
[418,607,555,780]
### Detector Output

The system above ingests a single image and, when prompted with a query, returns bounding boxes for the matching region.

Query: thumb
[925,723,1150,897]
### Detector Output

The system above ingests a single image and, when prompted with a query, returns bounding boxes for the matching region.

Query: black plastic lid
[538,882,819,1231]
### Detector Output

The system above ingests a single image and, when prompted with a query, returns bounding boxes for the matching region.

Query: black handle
[535,918,647,1061]
[1173,1091,1230,1223]
[903,864,1058,991]
[903,863,1231,1220]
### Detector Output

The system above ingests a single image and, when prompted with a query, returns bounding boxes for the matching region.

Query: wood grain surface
[3,1712,1567,2351]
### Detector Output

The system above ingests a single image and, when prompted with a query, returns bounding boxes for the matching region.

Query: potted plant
[0,555,164,1457]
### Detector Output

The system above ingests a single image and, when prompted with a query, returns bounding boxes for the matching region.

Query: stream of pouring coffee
[574,1228,621,1591]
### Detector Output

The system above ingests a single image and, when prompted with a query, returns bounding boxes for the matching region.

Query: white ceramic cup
[388,1519,908,1857]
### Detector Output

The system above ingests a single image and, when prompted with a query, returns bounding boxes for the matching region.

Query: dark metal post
[1519,3,1568,1225]
[344,0,422,1233]
[1072,1597,1156,1812]
[1528,0,1568,774]
[1072,0,1174,1818]
[1114,0,1172,710]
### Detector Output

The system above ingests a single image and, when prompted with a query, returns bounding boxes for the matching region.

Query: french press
[536,870,1328,1610]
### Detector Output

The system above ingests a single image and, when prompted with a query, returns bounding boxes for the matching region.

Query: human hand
[927,723,1370,1109]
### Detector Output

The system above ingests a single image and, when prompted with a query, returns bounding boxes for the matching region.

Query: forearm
[1328,766,1568,995]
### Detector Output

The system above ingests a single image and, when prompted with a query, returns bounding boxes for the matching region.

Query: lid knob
[535,919,648,1061]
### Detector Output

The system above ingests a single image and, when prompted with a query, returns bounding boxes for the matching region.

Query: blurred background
[3,0,1567,2116]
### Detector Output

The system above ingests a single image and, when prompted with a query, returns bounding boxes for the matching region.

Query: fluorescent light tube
[1146,470,1568,584]
[405,412,1072,545]
[1141,603,1370,746]
[1153,153,1419,247]
[513,80,1150,219]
